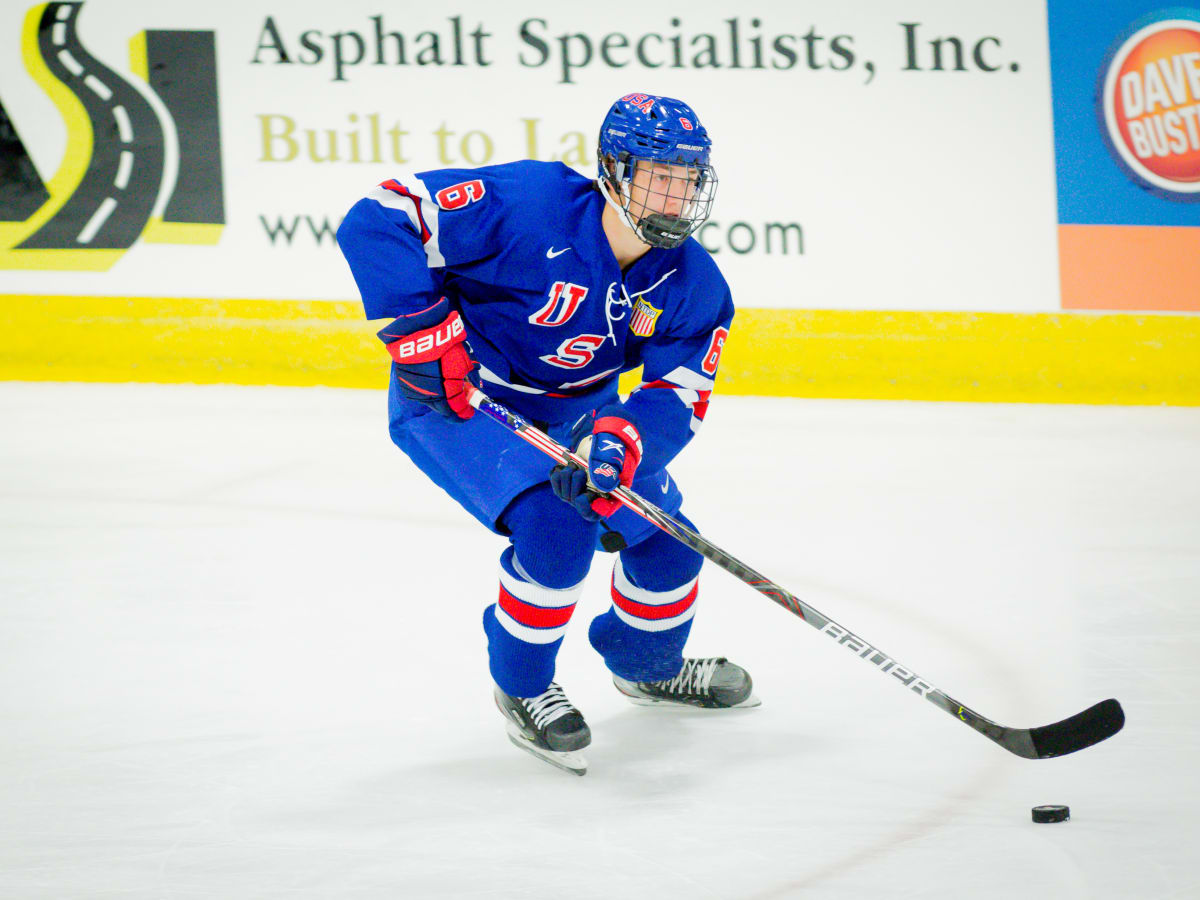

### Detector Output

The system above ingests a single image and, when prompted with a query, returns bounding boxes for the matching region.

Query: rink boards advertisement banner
[0,0,1196,403]
[1,0,1060,310]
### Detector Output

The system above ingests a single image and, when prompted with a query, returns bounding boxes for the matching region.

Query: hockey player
[337,93,758,775]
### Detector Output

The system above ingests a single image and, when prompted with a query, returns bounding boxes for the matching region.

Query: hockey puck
[599,529,627,553]
[1031,805,1070,823]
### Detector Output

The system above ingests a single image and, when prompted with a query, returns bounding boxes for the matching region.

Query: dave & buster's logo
[1101,12,1200,198]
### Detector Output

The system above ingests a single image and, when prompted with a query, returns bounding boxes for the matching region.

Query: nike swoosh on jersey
[546,246,571,258]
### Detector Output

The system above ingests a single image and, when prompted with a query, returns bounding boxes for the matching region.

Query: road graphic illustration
[21,2,164,251]
[0,96,49,221]
[138,29,225,242]
[0,1,224,271]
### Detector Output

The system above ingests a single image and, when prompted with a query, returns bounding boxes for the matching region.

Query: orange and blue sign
[1049,2,1200,310]
[1101,14,1200,198]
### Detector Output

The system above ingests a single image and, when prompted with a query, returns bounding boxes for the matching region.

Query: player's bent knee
[502,484,598,589]
[620,511,703,591]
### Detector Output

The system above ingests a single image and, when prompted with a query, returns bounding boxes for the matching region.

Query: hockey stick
[466,388,1124,759]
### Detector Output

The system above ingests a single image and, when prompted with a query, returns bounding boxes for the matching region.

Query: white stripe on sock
[613,558,697,606]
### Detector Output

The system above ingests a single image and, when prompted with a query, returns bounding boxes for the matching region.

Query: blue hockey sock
[484,546,585,698]
[588,562,698,681]
[588,520,704,682]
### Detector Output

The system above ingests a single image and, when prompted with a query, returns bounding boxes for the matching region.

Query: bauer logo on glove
[378,297,479,421]
[388,314,466,361]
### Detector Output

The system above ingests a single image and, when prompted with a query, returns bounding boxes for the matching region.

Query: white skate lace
[522,683,576,729]
[660,657,720,696]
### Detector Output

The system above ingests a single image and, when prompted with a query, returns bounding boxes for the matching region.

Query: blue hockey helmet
[597,93,717,249]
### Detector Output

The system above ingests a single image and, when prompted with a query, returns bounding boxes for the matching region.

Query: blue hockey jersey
[337,160,734,473]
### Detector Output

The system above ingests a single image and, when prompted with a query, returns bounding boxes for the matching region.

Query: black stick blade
[1028,699,1125,759]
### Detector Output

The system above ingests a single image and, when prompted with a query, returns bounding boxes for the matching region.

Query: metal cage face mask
[603,154,718,249]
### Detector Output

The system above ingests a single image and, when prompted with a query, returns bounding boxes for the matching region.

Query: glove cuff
[382,309,467,365]
[376,296,451,343]
[593,414,643,473]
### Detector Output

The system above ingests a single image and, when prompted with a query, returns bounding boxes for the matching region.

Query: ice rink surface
[1,382,1197,899]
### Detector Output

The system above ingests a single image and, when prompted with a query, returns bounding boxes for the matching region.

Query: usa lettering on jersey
[529,282,588,327]
[540,334,606,369]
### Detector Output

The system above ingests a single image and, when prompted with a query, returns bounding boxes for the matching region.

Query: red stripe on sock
[610,578,698,621]
[498,584,576,629]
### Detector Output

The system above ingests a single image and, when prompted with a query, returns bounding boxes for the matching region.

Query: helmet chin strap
[597,175,648,244]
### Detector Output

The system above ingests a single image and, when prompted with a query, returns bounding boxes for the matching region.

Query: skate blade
[620,691,763,710]
[505,725,588,776]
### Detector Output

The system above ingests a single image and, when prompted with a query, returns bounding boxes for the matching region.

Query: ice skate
[614,657,761,709]
[494,682,591,776]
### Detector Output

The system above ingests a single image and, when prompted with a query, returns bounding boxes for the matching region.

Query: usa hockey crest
[629,298,662,337]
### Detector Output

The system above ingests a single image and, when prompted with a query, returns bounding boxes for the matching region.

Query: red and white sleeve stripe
[633,365,715,433]
[366,174,446,267]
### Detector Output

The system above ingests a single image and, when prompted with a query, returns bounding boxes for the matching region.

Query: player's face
[628,161,700,220]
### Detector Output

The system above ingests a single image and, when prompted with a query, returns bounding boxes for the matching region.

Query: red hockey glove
[377,297,478,421]
[549,406,643,519]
